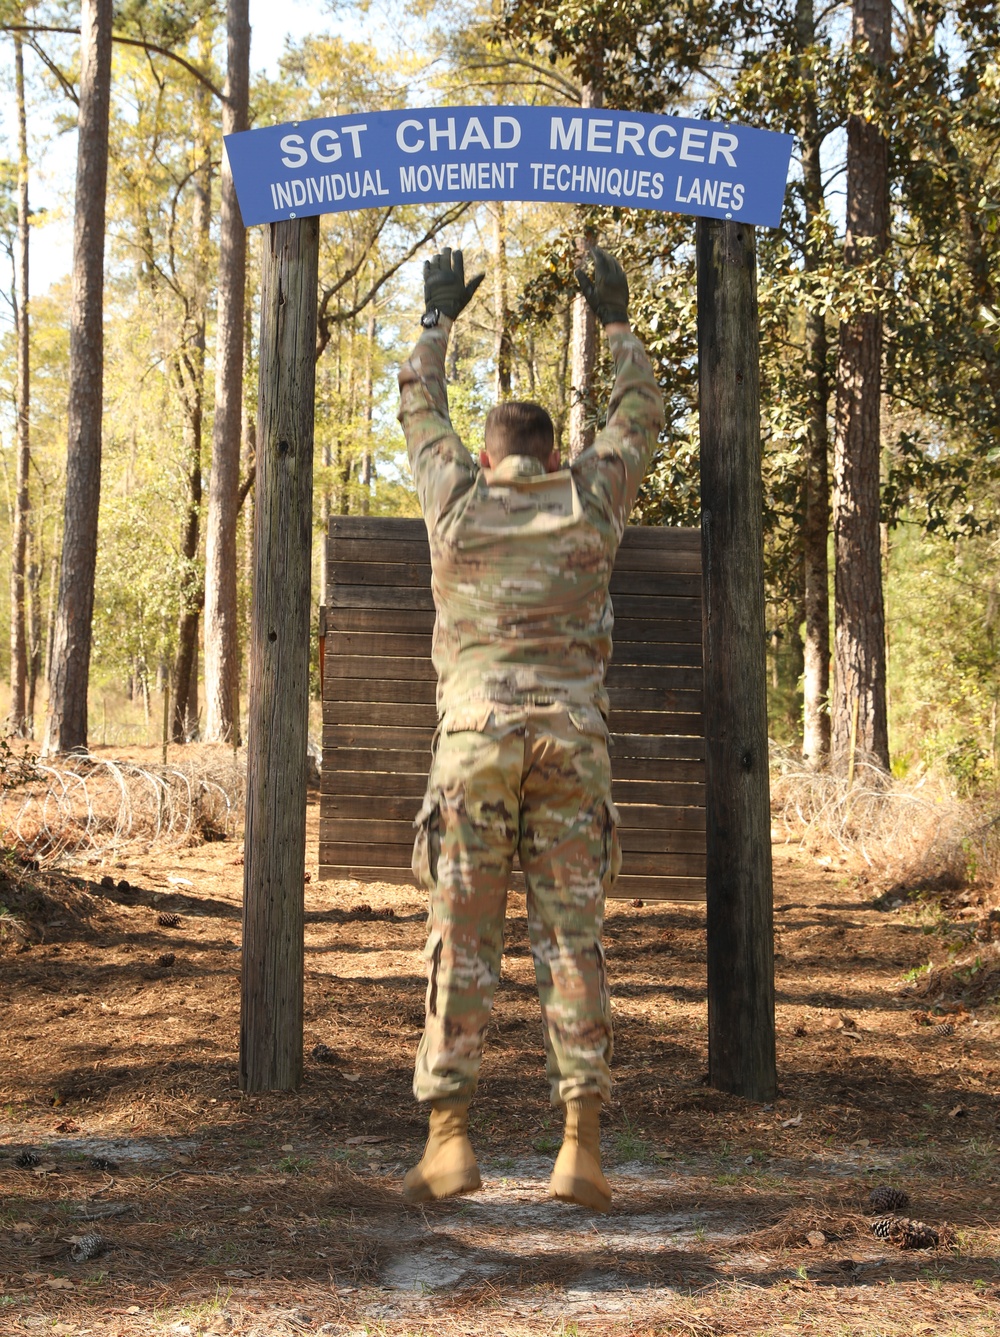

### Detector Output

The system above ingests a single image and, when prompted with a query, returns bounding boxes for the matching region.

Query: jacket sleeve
[397,322,476,533]
[571,329,665,540]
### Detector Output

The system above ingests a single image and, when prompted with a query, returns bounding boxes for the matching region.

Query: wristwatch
[420,308,441,328]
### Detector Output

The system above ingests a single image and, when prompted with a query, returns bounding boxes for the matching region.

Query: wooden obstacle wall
[319,515,706,901]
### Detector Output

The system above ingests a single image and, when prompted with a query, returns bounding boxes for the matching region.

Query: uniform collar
[485,454,547,483]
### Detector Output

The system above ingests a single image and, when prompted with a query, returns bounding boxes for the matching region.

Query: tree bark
[568,77,601,460]
[797,0,832,767]
[203,0,250,744]
[361,304,375,514]
[43,0,112,756]
[697,218,777,1102]
[171,55,213,743]
[9,31,30,736]
[832,0,891,771]
[493,201,512,400]
[241,216,319,1092]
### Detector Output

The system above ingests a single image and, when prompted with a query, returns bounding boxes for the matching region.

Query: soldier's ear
[479,449,492,470]
[545,448,562,473]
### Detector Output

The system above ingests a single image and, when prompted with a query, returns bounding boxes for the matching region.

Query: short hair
[484,400,556,465]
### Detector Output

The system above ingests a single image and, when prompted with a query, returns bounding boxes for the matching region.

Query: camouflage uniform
[399,318,664,1107]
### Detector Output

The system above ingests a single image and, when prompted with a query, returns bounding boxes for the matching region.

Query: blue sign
[225,106,793,229]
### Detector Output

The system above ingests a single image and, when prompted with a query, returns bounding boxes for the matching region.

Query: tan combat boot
[402,1097,482,1203]
[549,1095,611,1212]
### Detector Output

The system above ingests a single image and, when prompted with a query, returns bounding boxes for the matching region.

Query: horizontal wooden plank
[329,516,425,539]
[328,561,701,602]
[610,710,703,736]
[608,875,705,901]
[321,794,424,822]
[328,586,436,611]
[327,516,698,545]
[327,587,706,620]
[318,841,704,880]
[612,618,702,644]
[319,818,706,858]
[611,641,702,667]
[325,607,436,635]
[611,734,705,761]
[611,779,705,806]
[325,655,437,681]
[328,538,700,575]
[325,699,438,728]
[314,862,705,902]
[323,725,435,750]
[327,631,432,659]
[324,677,438,706]
[616,803,707,831]
[607,686,703,713]
[321,769,429,797]
[322,745,704,783]
[606,664,703,692]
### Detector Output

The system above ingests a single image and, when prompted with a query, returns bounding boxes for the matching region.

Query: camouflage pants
[411,704,621,1107]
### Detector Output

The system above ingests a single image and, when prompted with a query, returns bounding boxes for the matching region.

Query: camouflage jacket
[398,320,664,724]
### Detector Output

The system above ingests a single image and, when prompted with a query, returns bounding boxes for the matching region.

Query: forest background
[0,0,997,794]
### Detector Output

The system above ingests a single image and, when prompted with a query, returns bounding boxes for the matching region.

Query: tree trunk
[43,0,112,756]
[26,529,42,732]
[697,218,777,1102]
[832,0,891,771]
[240,216,319,1093]
[171,61,212,744]
[797,0,832,767]
[493,201,512,400]
[203,0,250,744]
[8,32,30,736]
[568,77,602,461]
[361,304,375,514]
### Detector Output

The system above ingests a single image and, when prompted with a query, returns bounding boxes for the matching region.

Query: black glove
[574,246,630,327]
[422,247,485,323]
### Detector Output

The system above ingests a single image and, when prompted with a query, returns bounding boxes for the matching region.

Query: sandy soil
[1,784,999,1336]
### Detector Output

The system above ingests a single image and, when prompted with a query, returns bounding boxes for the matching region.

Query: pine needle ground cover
[0,763,998,1336]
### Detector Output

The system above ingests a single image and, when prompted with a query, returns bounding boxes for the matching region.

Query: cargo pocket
[411,794,441,892]
[599,797,622,894]
[595,938,610,1018]
[424,928,444,1017]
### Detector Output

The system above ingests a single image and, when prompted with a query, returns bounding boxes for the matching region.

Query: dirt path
[1,798,999,1335]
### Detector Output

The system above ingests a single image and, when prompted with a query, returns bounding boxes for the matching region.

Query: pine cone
[157,912,181,928]
[70,1231,107,1262]
[89,1156,118,1173]
[868,1185,910,1214]
[870,1215,939,1249]
[15,1150,39,1168]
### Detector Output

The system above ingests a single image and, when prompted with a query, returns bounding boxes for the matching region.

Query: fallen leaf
[32,1161,58,1175]
[23,1271,44,1282]
[45,1276,74,1289]
[173,1154,192,1165]
[806,1230,827,1248]
[345,1135,385,1145]
[126,1306,142,1314]
[343,1072,361,1083]
[949,1104,968,1118]
[653,1151,675,1160]
[167,876,193,887]
[781,1114,803,1128]
[280,1143,294,1152]
[13,1221,34,1232]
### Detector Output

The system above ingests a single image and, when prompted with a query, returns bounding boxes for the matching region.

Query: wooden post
[696,218,777,1102]
[240,216,319,1092]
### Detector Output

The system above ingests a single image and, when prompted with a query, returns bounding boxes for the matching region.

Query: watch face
[421,308,440,328]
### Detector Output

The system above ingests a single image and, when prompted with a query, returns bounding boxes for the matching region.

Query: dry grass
[770,748,1000,896]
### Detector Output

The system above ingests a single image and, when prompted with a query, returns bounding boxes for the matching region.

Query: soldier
[398,245,664,1211]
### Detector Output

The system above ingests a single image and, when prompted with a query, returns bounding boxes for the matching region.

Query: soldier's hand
[574,246,630,327]
[423,248,485,323]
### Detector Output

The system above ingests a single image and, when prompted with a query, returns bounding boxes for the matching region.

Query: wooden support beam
[696,218,777,1102]
[240,216,319,1092]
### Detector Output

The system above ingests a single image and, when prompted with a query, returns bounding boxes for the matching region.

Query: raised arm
[571,248,665,537]
[398,248,485,533]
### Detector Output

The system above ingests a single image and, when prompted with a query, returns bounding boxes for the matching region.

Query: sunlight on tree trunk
[493,201,512,400]
[8,30,30,737]
[43,0,112,757]
[568,74,601,461]
[832,0,891,772]
[797,0,832,768]
[204,0,250,744]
